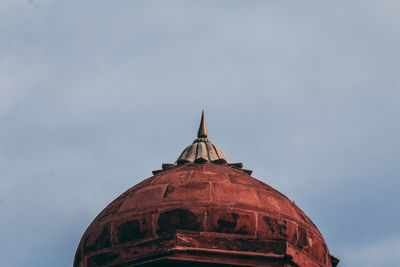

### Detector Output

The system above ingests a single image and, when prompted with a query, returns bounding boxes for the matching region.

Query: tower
[74,112,339,267]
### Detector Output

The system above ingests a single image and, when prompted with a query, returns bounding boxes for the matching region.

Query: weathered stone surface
[207,208,256,236]
[157,208,203,234]
[75,164,333,267]
[119,184,167,212]
[176,232,286,254]
[162,181,210,202]
[113,213,153,244]
[83,223,111,253]
[211,181,259,207]
[87,252,119,267]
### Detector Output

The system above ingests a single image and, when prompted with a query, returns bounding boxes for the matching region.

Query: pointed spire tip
[197,110,207,138]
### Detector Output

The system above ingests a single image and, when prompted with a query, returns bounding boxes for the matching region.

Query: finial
[197,110,207,138]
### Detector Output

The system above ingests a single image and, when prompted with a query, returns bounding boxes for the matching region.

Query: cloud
[338,235,400,267]
[0,1,399,267]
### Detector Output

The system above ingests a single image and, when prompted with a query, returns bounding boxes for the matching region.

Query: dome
[74,113,338,267]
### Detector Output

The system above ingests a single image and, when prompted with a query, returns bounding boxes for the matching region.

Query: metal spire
[152,111,252,175]
[197,110,207,138]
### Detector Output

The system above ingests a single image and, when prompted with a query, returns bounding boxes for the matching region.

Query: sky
[0,1,399,266]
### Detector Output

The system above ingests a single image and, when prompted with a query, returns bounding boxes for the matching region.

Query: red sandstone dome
[74,113,339,267]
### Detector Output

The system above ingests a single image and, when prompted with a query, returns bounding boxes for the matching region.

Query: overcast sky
[1,1,399,266]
